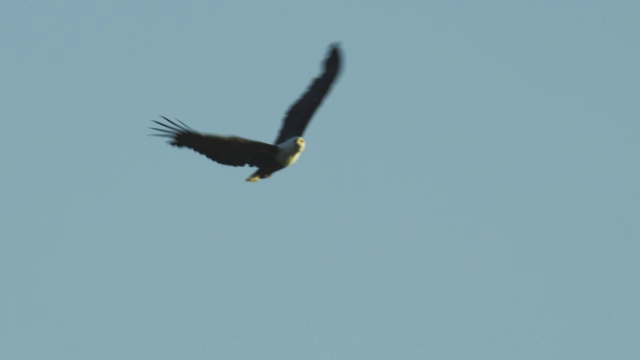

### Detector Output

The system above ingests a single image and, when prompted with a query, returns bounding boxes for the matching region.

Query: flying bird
[151,44,342,182]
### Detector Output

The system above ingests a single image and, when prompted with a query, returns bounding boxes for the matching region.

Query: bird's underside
[151,43,342,182]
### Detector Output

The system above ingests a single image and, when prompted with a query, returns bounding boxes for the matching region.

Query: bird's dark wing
[274,44,342,145]
[151,117,277,168]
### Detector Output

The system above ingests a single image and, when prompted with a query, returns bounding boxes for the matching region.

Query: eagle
[151,44,342,182]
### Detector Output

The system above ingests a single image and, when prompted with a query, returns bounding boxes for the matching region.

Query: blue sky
[2,1,639,359]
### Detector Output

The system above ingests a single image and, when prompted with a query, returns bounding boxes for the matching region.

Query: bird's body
[151,44,342,182]
[247,137,306,182]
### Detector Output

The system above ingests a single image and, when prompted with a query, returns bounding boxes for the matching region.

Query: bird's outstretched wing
[274,44,342,145]
[151,117,277,168]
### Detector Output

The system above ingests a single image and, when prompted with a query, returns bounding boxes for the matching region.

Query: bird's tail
[246,170,271,182]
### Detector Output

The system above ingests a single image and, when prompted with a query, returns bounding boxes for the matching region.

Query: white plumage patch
[276,137,305,167]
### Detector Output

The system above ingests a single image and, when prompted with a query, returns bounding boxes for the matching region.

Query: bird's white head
[276,137,306,166]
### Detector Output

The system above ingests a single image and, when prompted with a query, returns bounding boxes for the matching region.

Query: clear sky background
[2,1,639,359]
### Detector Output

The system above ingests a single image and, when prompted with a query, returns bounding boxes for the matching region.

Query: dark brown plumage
[151,44,342,182]
[151,117,278,168]
[274,45,341,145]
